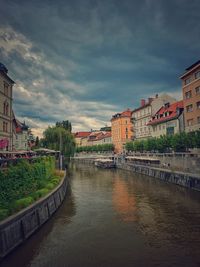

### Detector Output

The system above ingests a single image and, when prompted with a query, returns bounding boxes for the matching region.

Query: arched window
[3,102,9,116]
[6,103,9,116]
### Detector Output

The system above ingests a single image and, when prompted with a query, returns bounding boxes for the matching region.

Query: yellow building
[74,132,91,147]
[111,109,133,153]
[0,63,15,151]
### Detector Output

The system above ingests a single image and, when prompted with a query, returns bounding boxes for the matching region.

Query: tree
[171,132,189,152]
[42,122,75,157]
[35,136,39,147]
[56,120,72,132]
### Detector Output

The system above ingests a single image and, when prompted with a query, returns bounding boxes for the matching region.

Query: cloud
[0,0,199,138]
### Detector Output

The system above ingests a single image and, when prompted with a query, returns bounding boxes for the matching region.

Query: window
[185,90,192,99]
[3,102,9,116]
[187,119,193,126]
[167,127,174,136]
[4,82,9,96]
[3,122,8,132]
[185,77,192,85]
[196,86,200,95]
[195,71,200,79]
[186,104,193,112]
[196,101,200,109]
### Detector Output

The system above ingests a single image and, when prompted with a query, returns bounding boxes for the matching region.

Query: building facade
[180,60,200,132]
[147,101,184,137]
[74,132,91,147]
[0,63,15,151]
[13,118,29,151]
[111,109,133,153]
[132,94,176,140]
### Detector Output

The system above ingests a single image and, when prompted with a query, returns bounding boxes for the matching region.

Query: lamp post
[59,131,63,170]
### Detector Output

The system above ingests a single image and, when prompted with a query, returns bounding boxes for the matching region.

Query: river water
[1,163,200,267]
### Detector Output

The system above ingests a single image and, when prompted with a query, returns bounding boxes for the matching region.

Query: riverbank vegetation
[40,120,76,158]
[0,157,64,221]
[125,131,200,152]
[76,144,114,153]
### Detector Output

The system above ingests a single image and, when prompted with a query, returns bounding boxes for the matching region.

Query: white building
[132,94,176,140]
[13,118,29,151]
[147,101,184,137]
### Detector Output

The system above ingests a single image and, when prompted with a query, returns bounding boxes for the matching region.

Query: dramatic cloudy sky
[0,0,199,136]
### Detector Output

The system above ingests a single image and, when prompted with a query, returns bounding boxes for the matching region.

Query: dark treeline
[76,144,114,153]
[125,131,200,153]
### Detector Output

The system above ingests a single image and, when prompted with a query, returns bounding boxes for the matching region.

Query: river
[1,163,200,267]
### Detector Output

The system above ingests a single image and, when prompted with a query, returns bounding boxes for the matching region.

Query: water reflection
[112,176,137,222]
[1,163,200,267]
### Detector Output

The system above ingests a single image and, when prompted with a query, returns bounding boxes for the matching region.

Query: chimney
[141,99,146,107]
[155,94,158,98]
[148,97,153,103]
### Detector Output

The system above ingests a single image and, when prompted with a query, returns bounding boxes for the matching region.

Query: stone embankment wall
[117,163,200,192]
[73,158,200,192]
[127,152,200,174]
[75,152,200,174]
[0,175,68,259]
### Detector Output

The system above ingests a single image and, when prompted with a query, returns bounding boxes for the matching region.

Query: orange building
[180,60,200,132]
[111,109,133,153]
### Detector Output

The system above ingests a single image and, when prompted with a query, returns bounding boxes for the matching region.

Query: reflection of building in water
[112,177,136,222]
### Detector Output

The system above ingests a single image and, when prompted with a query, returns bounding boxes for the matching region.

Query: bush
[46,182,54,190]
[76,144,114,153]
[13,197,34,212]
[0,208,9,220]
[0,156,56,220]
[32,188,49,201]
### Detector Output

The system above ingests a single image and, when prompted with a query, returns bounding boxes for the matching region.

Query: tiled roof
[13,118,29,133]
[147,100,183,126]
[74,132,91,138]
[121,110,132,117]
[111,109,131,120]
[87,131,111,142]
[96,132,111,140]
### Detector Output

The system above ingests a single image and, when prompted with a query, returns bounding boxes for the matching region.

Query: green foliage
[0,208,9,220]
[42,121,75,157]
[32,188,49,201]
[13,197,34,212]
[56,120,72,132]
[0,157,56,220]
[124,130,200,152]
[76,143,114,153]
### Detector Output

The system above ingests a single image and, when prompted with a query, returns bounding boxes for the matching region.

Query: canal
[1,163,200,267]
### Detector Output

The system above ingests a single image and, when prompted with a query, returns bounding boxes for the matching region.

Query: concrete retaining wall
[0,175,68,259]
[117,163,200,192]
[126,152,200,174]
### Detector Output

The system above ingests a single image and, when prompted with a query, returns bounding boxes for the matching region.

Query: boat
[94,158,115,168]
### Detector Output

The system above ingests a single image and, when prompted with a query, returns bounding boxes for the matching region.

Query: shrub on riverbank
[0,157,64,221]
[76,144,114,153]
[125,130,200,152]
